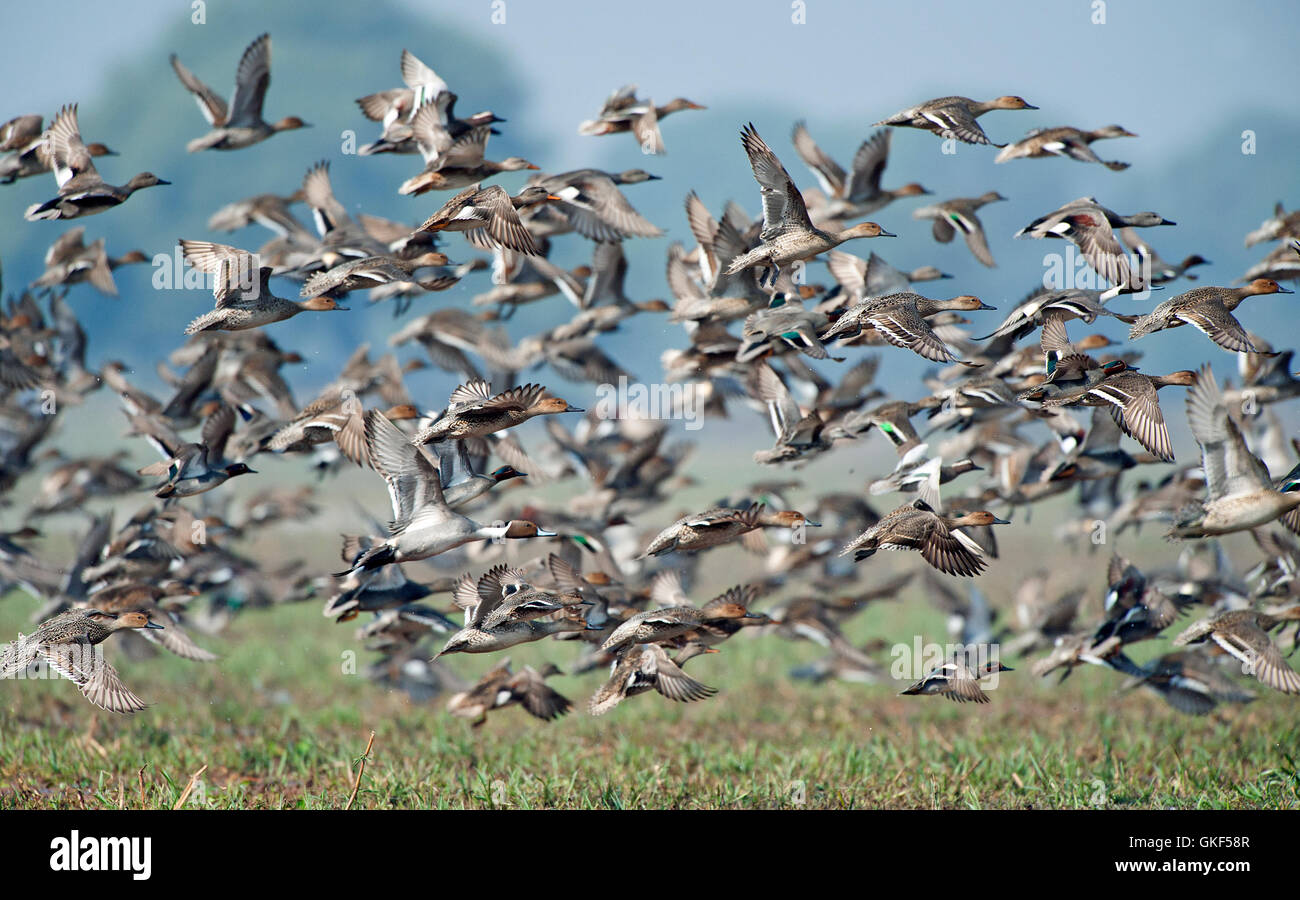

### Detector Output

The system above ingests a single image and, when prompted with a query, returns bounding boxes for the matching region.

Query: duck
[398,105,539,195]
[149,444,255,499]
[81,581,216,662]
[324,561,444,623]
[414,184,559,256]
[1245,201,1300,247]
[142,404,256,498]
[525,168,664,241]
[170,33,309,152]
[736,295,839,361]
[976,288,1136,342]
[267,388,419,466]
[1171,365,1300,538]
[1016,316,1129,402]
[31,228,148,297]
[1128,280,1292,353]
[472,564,585,630]
[825,250,950,301]
[0,113,116,184]
[446,658,571,726]
[638,502,815,557]
[749,361,833,465]
[791,125,930,221]
[23,105,168,220]
[177,240,347,334]
[433,571,590,657]
[873,95,1037,146]
[1172,607,1300,694]
[338,410,556,573]
[1014,197,1176,294]
[1120,228,1209,284]
[995,124,1136,170]
[900,657,1013,703]
[911,192,1005,267]
[425,439,526,508]
[1030,631,1133,682]
[297,160,390,265]
[589,643,718,715]
[599,589,764,654]
[0,609,163,713]
[840,498,1008,576]
[1090,555,1192,648]
[578,85,705,154]
[354,49,452,154]
[1241,237,1300,284]
[869,452,982,497]
[299,252,451,299]
[821,292,992,364]
[1040,366,1197,463]
[410,380,583,444]
[1117,648,1257,716]
[724,124,894,288]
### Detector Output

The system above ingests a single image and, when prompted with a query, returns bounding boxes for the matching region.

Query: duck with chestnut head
[0,609,164,714]
[724,124,895,289]
[171,33,311,152]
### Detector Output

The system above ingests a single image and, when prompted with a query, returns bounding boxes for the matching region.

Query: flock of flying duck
[2,35,1300,725]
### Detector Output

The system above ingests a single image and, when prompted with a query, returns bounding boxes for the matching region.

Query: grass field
[3,541,1298,811]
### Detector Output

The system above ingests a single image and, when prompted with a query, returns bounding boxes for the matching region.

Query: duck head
[302,296,348,312]
[103,611,165,631]
[616,169,660,183]
[843,221,895,239]
[957,510,1011,526]
[1245,278,1294,295]
[662,98,706,113]
[273,116,310,132]
[535,396,584,414]
[992,96,1038,110]
[501,520,556,539]
[499,157,540,171]
[127,173,171,190]
[384,404,421,421]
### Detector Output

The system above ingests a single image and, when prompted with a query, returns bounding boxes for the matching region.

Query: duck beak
[1277,285,1295,293]
[991,515,1011,525]
[534,528,557,537]
[145,621,166,630]
[646,174,662,180]
[878,229,897,237]
[566,405,585,413]
[1160,219,1177,226]
[156,179,172,186]
[1022,103,1040,110]
[803,519,822,527]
